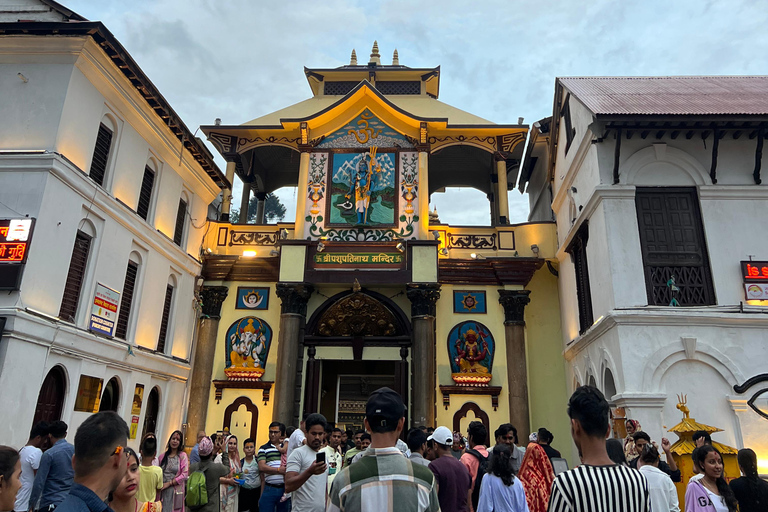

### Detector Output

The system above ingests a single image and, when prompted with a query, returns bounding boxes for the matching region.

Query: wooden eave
[202,81,526,158]
[438,258,544,286]
[0,21,229,189]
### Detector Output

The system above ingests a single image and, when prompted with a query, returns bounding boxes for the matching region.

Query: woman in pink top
[158,430,189,512]
[685,445,737,512]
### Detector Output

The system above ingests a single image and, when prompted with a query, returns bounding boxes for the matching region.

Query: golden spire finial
[350,49,357,66]
[392,49,399,65]
[676,393,690,419]
[369,41,381,65]
[352,278,361,293]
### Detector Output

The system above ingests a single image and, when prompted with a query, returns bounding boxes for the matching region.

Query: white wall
[0,34,223,445]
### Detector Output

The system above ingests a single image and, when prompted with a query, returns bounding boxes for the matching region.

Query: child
[277,432,290,504]
[238,439,260,512]
[137,436,163,503]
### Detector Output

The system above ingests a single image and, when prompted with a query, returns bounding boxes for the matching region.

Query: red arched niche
[223,396,259,441]
[453,401,491,446]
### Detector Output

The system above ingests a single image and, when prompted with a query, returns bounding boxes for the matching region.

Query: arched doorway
[142,387,160,437]
[33,366,66,425]
[304,290,411,429]
[99,377,120,412]
[223,396,259,442]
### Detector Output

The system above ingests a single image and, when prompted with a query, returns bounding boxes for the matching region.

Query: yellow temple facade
[186,44,571,459]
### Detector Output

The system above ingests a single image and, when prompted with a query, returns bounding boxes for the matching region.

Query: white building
[0,0,228,448]
[520,76,768,472]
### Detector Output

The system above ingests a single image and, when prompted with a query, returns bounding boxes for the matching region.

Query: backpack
[185,466,208,508]
[467,448,489,511]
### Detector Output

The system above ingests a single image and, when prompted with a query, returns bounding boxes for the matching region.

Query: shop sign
[89,283,120,336]
[0,219,35,290]
[741,261,768,282]
[745,283,768,300]
[313,251,404,268]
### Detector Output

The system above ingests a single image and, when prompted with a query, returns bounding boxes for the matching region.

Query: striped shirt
[548,463,650,512]
[328,446,439,512]
[257,442,284,485]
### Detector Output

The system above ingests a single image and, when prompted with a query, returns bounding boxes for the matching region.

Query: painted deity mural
[329,148,396,226]
[448,321,495,386]
[224,317,273,381]
[304,120,419,241]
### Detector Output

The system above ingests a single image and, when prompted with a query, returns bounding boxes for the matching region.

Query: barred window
[156,284,174,353]
[59,230,92,322]
[136,166,155,220]
[324,81,358,95]
[376,81,420,95]
[114,260,139,340]
[173,199,187,246]
[565,222,593,335]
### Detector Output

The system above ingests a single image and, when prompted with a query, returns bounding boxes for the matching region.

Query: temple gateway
[188,43,569,448]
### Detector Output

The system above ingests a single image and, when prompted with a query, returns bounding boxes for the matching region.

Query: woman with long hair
[110,448,161,512]
[517,443,553,512]
[729,448,768,512]
[158,430,188,512]
[476,444,529,512]
[219,435,241,512]
[685,445,738,512]
[606,438,628,466]
[0,446,21,512]
[624,419,641,462]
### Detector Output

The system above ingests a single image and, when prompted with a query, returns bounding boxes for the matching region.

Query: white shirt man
[285,414,329,512]
[15,425,44,512]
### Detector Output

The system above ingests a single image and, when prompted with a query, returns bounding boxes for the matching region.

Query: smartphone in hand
[316,451,326,464]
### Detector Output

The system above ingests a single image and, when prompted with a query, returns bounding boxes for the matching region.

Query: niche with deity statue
[447,321,495,386]
[224,317,273,381]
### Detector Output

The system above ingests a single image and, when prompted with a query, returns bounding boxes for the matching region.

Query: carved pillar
[239,182,251,223]
[406,283,441,427]
[498,289,531,441]
[495,156,509,224]
[255,192,267,224]
[417,149,430,239]
[220,161,236,221]
[274,282,313,426]
[185,286,228,450]
[302,346,320,416]
[293,150,311,238]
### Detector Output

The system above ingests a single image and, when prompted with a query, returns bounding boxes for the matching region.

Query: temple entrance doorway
[304,289,411,425]
[318,361,397,430]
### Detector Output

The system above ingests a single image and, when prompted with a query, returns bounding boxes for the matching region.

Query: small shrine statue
[226,318,269,381]
[455,328,490,373]
[352,148,382,224]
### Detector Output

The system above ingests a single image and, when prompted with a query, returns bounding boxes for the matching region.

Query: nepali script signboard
[0,218,35,290]
[313,252,404,270]
[89,283,120,337]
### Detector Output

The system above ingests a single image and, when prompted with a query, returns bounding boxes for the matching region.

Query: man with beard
[285,414,328,512]
[55,412,130,512]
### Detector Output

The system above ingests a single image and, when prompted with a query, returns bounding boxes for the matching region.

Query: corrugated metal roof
[559,76,768,116]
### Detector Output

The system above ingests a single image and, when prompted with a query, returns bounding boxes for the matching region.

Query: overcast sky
[66,0,768,224]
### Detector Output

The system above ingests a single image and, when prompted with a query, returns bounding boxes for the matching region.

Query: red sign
[741,261,768,282]
[0,219,33,263]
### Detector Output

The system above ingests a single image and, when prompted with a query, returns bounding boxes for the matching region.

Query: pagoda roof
[668,417,723,435]
[670,439,738,456]
[242,85,496,128]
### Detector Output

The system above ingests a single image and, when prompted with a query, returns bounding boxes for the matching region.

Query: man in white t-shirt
[14,421,48,512]
[321,428,344,492]
[285,414,328,512]
[286,416,307,460]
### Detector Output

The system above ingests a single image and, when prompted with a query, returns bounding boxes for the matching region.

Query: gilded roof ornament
[369,41,381,65]
[392,49,399,65]
[350,49,357,66]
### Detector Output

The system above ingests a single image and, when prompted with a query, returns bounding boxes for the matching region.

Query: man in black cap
[327,387,439,512]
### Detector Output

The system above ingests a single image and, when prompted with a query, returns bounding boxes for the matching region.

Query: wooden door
[142,387,159,437]
[33,367,66,425]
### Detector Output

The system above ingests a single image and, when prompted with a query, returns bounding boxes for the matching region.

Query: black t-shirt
[730,476,768,512]
[541,444,561,459]
[429,455,472,512]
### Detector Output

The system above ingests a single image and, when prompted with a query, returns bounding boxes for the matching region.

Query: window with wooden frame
[565,221,593,335]
[635,187,715,306]
[173,198,187,246]
[136,166,155,220]
[114,260,139,340]
[58,230,93,322]
[156,283,174,353]
[561,93,576,154]
[89,123,113,186]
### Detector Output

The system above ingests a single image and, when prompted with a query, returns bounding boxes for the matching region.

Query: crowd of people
[1,386,766,512]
